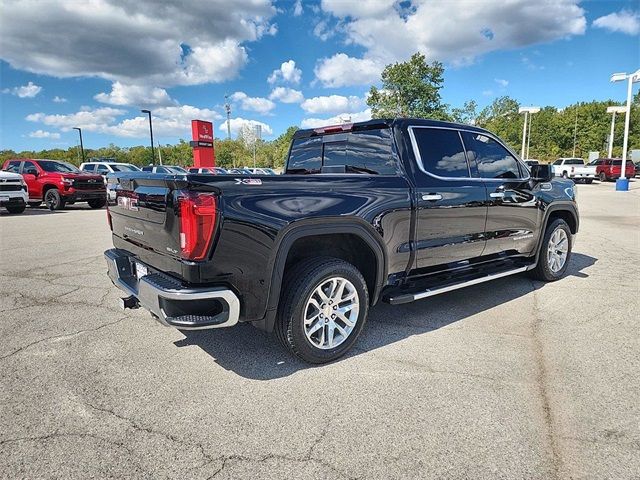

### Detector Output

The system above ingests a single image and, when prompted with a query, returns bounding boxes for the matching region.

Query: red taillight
[178,192,217,260]
[107,207,113,231]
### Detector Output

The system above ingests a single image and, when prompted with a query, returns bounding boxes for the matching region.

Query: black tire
[585,179,593,184]
[562,171,568,179]
[599,172,607,182]
[276,257,369,364]
[5,204,26,214]
[28,201,41,208]
[88,198,106,209]
[45,189,65,210]
[529,218,572,282]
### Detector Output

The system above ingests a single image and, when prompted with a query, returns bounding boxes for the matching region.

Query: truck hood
[0,170,23,181]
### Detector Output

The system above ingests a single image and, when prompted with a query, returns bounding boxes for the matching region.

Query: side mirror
[25,169,38,177]
[530,164,553,183]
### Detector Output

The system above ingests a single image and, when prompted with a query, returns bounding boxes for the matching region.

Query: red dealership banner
[191,120,215,167]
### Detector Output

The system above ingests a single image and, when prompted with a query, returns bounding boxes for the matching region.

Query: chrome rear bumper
[104,248,240,330]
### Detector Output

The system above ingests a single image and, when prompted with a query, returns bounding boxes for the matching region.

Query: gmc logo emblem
[117,196,139,211]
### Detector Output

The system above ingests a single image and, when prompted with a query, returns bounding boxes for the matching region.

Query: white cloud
[301,95,364,114]
[2,81,42,98]
[313,20,335,41]
[26,107,126,132]
[26,105,222,138]
[314,54,382,88]
[315,0,586,86]
[269,87,304,103]
[52,96,67,103]
[300,108,372,129]
[230,91,276,114]
[268,60,302,85]
[94,82,176,107]
[28,130,60,139]
[219,118,273,137]
[593,10,640,35]
[293,0,303,16]
[495,78,509,87]
[0,0,276,87]
[482,90,494,97]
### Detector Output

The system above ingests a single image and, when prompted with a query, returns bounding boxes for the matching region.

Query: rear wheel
[585,179,593,184]
[562,171,568,179]
[88,198,106,209]
[529,218,572,282]
[5,204,26,214]
[276,257,369,363]
[45,189,65,210]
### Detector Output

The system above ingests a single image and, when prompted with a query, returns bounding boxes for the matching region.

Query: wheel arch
[255,218,387,332]
[533,203,579,266]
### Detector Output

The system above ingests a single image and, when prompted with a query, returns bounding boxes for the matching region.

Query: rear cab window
[286,128,398,175]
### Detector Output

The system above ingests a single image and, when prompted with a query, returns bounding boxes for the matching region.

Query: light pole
[72,127,85,163]
[606,105,626,158]
[519,107,540,159]
[611,70,640,191]
[141,109,155,164]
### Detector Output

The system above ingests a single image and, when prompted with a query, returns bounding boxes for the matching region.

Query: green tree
[367,53,449,120]
[451,100,478,125]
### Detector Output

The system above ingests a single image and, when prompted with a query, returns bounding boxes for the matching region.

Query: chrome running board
[387,266,529,305]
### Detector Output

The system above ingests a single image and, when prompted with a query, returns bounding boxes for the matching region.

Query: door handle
[422,193,443,201]
[489,192,505,198]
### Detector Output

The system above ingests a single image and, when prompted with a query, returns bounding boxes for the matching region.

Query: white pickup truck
[0,170,29,213]
[551,158,596,183]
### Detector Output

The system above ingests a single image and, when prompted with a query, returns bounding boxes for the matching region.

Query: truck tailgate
[107,173,220,265]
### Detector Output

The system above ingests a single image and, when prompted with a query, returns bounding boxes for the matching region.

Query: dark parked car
[104,118,578,363]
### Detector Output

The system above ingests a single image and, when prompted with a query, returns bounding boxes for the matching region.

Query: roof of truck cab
[293,118,490,139]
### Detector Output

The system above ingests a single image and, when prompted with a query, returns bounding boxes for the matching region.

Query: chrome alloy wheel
[547,227,569,273]
[303,276,359,350]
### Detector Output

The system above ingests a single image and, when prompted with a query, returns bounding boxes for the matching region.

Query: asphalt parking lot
[1,181,639,479]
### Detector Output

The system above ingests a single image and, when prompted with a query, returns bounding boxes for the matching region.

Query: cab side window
[96,164,110,174]
[82,164,96,172]
[23,161,38,175]
[461,132,521,179]
[411,128,469,178]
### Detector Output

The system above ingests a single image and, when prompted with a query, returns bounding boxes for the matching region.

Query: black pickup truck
[104,118,578,363]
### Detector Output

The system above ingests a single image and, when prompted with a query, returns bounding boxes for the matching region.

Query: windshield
[38,160,80,173]
[110,164,140,172]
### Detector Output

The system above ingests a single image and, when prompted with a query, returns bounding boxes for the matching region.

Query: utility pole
[526,114,533,160]
[224,95,231,140]
[157,142,163,165]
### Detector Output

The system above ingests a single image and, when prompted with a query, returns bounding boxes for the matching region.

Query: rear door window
[461,132,522,179]
[5,161,21,173]
[411,128,469,178]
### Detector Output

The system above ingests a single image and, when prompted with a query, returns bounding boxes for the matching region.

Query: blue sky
[1,0,638,151]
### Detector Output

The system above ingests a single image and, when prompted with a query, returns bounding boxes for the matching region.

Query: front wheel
[88,198,106,209]
[529,218,572,282]
[585,179,593,184]
[45,189,65,210]
[599,172,607,182]
[5,204,26,214]
[276,257,369,363]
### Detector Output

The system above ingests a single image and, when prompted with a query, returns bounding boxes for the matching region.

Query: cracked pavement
[1,183,639,479]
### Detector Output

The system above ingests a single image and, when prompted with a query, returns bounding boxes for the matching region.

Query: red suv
[593,158,636,182]
[2,159,106,210]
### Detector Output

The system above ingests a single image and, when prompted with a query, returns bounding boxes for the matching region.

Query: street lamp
[72,127,85,163]
[606,105,627,158]
[141,109,155,164]
[610,69,640,191]
[518,107,540,159]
